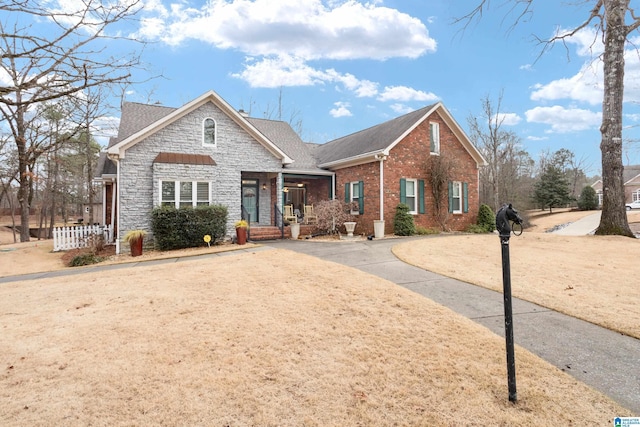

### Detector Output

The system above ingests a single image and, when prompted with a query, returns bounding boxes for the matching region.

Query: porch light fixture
[297,183,304,187]
[283,187,289,193]
[262,183,267,190]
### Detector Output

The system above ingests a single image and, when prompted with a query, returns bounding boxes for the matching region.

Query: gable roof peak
[108,90,292,164]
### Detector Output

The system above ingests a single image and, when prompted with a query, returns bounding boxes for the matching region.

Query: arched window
[203,118,216,146]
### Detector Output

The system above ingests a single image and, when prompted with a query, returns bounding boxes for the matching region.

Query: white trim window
[161,180,211,208]
[633,189,640,202]
[429,122,440,154]
[451,181,462,214]
[203,118,216,146]
[350,181,360,215]
[405,179,417,214]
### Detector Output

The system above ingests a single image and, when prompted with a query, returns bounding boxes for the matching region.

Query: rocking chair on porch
[304,205,318,224]
[283,205,298,224]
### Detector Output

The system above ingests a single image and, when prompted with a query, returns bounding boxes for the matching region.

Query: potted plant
[343,221,357,237]
[123,229,147,257]
[235,220,248,245]
[290,221,300,240]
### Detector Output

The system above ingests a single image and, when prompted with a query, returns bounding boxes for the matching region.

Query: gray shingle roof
[98,101,322,176]
[246,117,323,171]
[623,165,640,183]
[314,104,436,165]
[110,102,175,147]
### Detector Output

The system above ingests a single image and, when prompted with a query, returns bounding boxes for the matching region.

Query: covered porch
[240,170,334,240]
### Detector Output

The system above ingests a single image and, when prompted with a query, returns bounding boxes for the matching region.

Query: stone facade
[118,101,282,248]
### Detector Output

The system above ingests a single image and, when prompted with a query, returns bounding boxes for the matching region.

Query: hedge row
[151,205,228,251]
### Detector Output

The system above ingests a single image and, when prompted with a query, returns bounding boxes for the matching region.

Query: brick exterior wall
[336,112,480,236]
[118,102,282,251]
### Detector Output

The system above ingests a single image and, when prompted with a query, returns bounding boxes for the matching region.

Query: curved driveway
[266,237,639,414]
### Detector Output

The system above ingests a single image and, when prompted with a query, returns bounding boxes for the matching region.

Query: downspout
[375,154,387,220]
[108,154,121,254]
[110,179,116,244]
[332,173,336,200]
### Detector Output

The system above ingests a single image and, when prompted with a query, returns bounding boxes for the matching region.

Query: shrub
[394,203,415,236]
[415,226,439,235]
[151,205,228,251]
[313,199,355,234]
[69,253,104,267]
[577,186,599,211]
[466,224,489,234]
[477,204,496,232]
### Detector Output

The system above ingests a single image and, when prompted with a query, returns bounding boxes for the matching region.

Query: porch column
[277,172,284,215]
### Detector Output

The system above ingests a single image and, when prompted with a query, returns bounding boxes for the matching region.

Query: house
[313,103,487,234]
[591,165,640,206]
[96,90,486,253]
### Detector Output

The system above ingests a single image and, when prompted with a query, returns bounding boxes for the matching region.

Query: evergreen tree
[577,186,599,211]
[533,165,572,213]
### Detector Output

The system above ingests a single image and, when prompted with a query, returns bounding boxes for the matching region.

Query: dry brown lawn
[0,211,637,425]
[394,210,640,340]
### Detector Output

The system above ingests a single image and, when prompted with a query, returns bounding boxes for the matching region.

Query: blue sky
[12,0,640,175]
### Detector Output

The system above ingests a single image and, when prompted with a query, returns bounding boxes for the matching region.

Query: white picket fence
[52,224,114,252]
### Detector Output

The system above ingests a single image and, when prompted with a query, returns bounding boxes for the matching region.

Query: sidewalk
[552,211,601,235]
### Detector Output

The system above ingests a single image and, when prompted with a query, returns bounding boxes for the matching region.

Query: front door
[241,180,259,223]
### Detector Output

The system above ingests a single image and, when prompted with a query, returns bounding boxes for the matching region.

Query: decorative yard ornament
[204,235,211,248]
[495,203,524,403]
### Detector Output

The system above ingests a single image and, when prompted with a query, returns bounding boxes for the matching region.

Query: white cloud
[330,101,352,118]
[491,113,522,126]
[390,103,414,114]
[530,27,640,105]
[231,54,379,98]
[525,106,601,133]
[526,135,549,141]
[530,62,602,105]
[519,64,532,71]
[232,55,325,87]
[377,86,439,102]
[138,0,436,60]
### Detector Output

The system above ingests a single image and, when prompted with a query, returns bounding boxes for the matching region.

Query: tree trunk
[596,0,634,237]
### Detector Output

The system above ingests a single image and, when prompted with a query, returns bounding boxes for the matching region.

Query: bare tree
[0,0,145,241]
[457,0,635,237]
[468,93,527,211]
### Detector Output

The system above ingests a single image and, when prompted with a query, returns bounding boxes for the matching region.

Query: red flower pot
[236,227,247,245]
[130,237,143,257]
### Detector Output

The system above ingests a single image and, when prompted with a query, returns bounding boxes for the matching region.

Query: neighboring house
[591,165,640,206]
[96,90,486,253]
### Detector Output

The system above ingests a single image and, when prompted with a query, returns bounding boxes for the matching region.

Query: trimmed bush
[152,205,228,251]
[477,204,496,232]
[393,203,416,236]
[577,186,599,211]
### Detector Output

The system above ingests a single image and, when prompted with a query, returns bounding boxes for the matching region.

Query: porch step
[248,225,318,241]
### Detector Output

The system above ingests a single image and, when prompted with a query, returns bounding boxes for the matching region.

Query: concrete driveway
[266,237,640,414]
[552,211,601,235]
